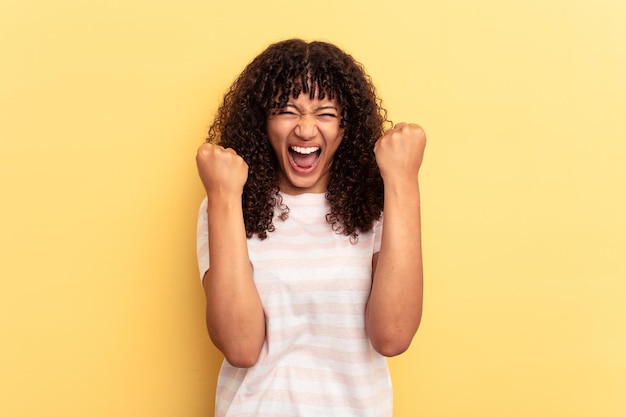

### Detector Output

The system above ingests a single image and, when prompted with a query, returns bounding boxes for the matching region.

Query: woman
[196,38,426,417]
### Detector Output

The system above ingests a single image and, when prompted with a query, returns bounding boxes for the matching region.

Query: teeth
[290,146,320,155]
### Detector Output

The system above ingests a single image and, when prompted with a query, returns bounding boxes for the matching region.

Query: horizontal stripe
[264,300,365,317]
[219,387,392,412]
[196,194,390,417]
[217,398,392,417]
[218,357,389,385]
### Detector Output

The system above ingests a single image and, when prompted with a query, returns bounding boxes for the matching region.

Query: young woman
[196,38,426,417]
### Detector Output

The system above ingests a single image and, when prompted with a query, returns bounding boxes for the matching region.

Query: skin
[196,95,426,366]
[368,122,425,356]
[267,94,345,195]
[196,144,263,367]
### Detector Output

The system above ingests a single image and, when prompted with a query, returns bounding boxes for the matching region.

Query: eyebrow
[285,103,339,112]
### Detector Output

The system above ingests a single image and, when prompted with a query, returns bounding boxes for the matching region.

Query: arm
[196,143,265,367]
[365,123,426,357]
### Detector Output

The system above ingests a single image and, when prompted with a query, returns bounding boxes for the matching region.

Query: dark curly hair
[207,39,389,241]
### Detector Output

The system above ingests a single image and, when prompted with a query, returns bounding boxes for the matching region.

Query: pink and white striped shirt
[197,192,392,417]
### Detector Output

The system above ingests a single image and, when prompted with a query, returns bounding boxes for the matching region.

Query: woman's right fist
[196,143,249,196]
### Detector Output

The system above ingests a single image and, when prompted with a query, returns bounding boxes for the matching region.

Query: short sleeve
[196,197,209,285]
[373,212,383,254]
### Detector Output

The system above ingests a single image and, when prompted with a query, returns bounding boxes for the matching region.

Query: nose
[294,115,318,140]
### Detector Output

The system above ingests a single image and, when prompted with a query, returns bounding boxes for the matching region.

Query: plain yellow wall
[1,0,625,416]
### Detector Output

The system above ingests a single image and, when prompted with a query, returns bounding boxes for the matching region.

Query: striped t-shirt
[196,192,392,417]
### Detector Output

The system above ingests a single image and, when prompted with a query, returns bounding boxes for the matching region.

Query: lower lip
[288,152,320,175]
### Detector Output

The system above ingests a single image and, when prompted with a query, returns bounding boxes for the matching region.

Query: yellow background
[1,0,624,416]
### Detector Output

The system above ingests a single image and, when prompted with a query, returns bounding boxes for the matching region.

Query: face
[267,93,344,195]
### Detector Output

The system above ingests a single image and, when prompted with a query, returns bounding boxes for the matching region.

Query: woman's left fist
[374,123,426,181]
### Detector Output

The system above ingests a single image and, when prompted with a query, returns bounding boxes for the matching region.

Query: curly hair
[207,39,389,241]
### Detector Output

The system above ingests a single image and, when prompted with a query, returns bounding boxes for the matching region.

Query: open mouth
[288,146,321,171]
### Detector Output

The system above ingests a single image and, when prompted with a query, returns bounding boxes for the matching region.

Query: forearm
[366,180,423,356]
[204,196,265,367]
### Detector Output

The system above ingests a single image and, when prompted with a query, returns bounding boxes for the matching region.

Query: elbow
[369,319,421,357]
[371,334,414,357]
[205,310,265,368]
[213,337,262,368]
[209,332,263,368]
[223,350,261,368]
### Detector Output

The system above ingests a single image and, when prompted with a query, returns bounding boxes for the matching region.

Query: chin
[281,176,325,194]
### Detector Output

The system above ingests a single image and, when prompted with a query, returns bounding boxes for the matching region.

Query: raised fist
[374,123,426,183]
[196,143,249,196]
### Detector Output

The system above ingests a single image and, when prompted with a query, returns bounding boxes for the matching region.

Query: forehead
[270,70,342,108]
[286,93,340,110]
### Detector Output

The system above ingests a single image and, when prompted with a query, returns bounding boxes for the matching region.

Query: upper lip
[290,145,320,154]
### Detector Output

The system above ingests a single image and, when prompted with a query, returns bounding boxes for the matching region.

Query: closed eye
[315,105,339,119]
[276,104,299,116]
